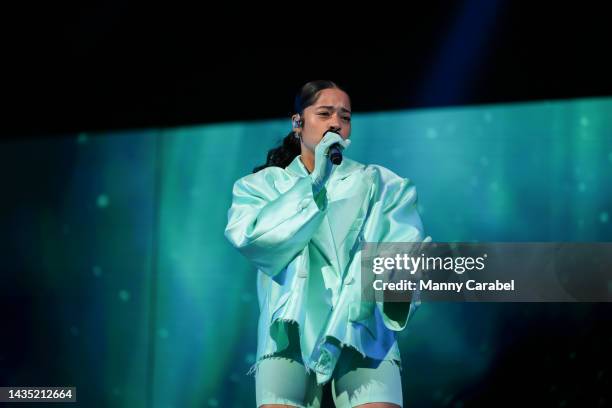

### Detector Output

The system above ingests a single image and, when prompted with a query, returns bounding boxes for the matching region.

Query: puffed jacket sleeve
[365,168,429,331]
[224,170,327,278]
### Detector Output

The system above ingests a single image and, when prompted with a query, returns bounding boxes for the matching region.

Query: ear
[291,114,302,130]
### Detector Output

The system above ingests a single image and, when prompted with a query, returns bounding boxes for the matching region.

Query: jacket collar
[285,155,364,180]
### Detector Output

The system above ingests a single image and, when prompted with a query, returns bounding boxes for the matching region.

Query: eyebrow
[316,105,352,114]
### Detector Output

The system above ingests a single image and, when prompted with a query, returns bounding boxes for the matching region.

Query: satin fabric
[225,155,427,385]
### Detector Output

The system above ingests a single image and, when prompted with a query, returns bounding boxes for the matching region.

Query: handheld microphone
[329,144,343,165]
[324,130,344,165]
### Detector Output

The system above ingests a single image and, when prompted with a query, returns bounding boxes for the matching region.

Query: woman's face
[294,88,352,155]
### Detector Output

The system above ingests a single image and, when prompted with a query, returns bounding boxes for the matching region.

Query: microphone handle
[329,144,343,165]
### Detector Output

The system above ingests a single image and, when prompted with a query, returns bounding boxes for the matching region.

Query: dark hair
[253,80,347,173]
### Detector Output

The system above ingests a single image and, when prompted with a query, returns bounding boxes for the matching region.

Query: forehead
[312,88,351,110]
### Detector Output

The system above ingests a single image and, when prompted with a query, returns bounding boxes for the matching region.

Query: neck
[300,151,315,173]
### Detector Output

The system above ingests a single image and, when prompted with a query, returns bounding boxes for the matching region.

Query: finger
[339,139,351,149]
[321,132,343,146]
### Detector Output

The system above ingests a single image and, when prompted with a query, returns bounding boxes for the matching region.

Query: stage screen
[2,97,611,407]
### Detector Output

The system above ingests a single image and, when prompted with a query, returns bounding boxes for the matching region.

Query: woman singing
[225,80,428,408]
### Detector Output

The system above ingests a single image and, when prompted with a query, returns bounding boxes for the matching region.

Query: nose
[329,112,342,131]
[329,113,342,133]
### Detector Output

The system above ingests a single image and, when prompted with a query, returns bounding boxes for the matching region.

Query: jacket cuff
[377,298,421,332]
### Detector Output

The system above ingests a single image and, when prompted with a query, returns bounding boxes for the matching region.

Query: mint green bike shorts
[255,340,403,408]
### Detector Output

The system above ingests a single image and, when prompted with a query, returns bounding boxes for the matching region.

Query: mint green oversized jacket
[224,155,427,384]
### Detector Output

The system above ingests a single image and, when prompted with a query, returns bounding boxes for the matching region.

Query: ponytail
[252,131,301,173]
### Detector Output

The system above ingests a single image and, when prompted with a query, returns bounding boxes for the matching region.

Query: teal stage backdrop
[1,97,611,407]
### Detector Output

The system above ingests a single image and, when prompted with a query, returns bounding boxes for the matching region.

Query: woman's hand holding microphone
[310,131,351,195]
